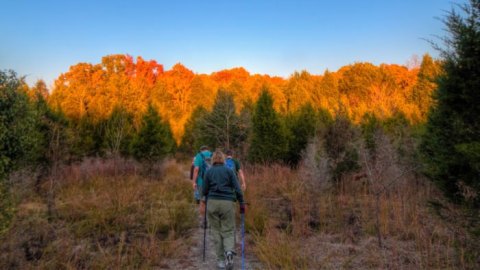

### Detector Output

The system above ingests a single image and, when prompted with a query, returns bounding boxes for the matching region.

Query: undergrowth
[244,163,478,269]
[0,158,196,269]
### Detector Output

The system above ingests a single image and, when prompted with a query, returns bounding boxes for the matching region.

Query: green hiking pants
[207,199,236,261]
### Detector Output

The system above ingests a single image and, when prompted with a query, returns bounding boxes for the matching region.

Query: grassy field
[1,159,196,269]
[244,164,464,269]
[1,157,478,269]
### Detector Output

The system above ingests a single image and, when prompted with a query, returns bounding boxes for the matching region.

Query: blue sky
[0,0,465,87]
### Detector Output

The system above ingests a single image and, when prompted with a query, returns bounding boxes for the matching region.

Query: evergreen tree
[382,111,410,149]
[421,0,480,206]
[0,70,37,234]
[201,90,248,150]
[324,114,360,183]
[248,88,288,164]
[317,107,334,128]
[31,93,71,171]
[237,101,254,157]
[360,112,381,156]
[179,106,211,153]
[284,103,317,167]
[70,115,105,158]
[130,105,176,167]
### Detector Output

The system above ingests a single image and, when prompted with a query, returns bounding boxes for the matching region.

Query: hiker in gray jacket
[202,149,246,269]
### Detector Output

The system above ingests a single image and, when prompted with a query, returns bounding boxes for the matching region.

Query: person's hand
[239,203,246,214]
[193,182,197,189]
[241,182,246,191]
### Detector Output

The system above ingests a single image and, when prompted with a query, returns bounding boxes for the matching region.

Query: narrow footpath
[163,169,262,270]
[179,213,263,270]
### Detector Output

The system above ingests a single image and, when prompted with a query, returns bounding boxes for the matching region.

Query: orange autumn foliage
[48,54,441,142]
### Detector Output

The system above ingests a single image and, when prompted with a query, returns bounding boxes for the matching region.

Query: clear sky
[0,0,465,87]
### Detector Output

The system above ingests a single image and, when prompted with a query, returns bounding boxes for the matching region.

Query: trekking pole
[203,199,208,262]
[241,207,245,270]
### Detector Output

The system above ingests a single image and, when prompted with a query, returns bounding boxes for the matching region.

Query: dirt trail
[178,218,263,270]
[163,213,262,269]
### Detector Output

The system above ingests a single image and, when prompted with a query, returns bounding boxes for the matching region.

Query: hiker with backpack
[225,149,246,191]
[225,149,248,269]
[192,145,212,215]
[203,150,245,270]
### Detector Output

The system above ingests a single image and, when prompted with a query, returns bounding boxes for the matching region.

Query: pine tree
[201,90,248,150]
[179,106,211,153]
[360,112,381,156]
[421,0,480,206]
[284,103,317,167]
[70,116,104,158]
[130,104,176,169]
[32,93,71,170]
[248,88,288,164]
[324,114,360,183]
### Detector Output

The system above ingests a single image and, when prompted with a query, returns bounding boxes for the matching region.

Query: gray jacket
[202,163,244,203]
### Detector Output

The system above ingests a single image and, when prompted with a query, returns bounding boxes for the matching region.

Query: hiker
[203,150,245,270]
[225,149,247,191]
[192,145,212,215]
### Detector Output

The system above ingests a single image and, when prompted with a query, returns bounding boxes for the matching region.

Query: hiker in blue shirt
[225,149,246,191]
[192,145,212,215]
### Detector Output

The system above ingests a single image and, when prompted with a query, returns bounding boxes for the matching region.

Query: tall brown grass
[243,137,476,269]
[1,153,477,269]
[0,158,197,269]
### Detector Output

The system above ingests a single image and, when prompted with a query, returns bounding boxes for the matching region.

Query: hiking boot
[217,260,226,269]
[225,251,235,270]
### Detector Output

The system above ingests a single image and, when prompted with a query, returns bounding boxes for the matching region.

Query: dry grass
[243,159,476,269]
[0,158,197,269]
[253,228,309,270]
[237,126,480,269]
[1,152,477,269]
